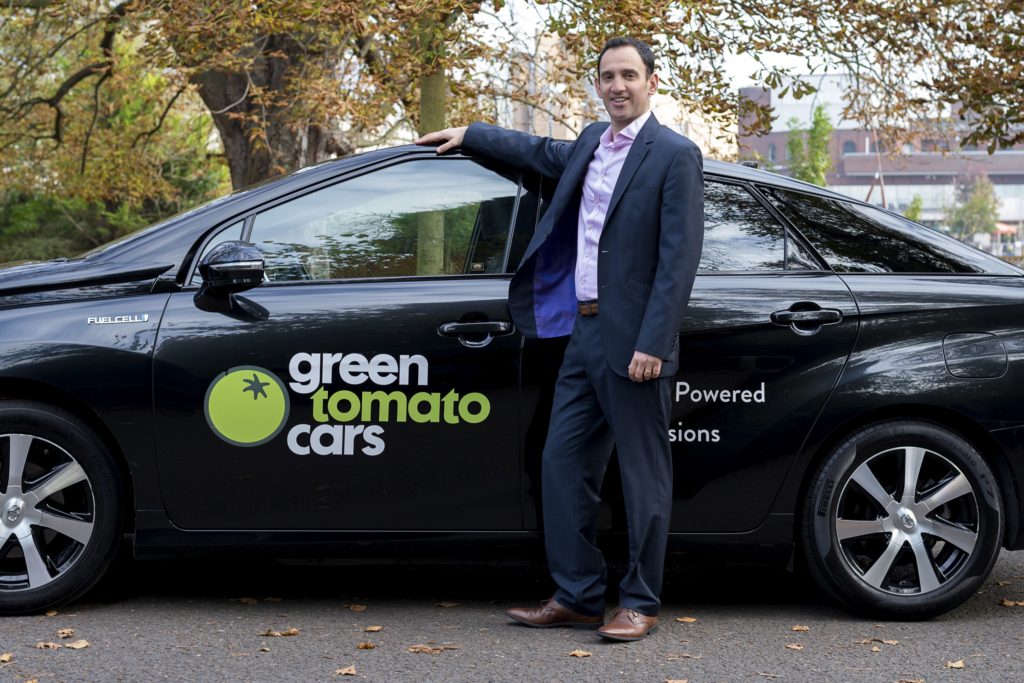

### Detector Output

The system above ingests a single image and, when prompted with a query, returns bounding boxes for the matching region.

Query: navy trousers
[543,313,673,617]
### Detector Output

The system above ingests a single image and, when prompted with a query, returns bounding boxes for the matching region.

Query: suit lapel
[604,114,659,225]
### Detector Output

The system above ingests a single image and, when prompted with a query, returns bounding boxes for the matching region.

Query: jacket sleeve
[634,143,704,359]
[462,122,575,179]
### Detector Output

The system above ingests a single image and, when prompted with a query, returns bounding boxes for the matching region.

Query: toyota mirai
[0,144,1021,619]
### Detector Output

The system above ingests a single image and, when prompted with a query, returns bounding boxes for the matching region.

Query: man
[416,37,703,641]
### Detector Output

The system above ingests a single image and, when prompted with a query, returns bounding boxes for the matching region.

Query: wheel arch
[793,403,1019,550]
[0,377,136,533]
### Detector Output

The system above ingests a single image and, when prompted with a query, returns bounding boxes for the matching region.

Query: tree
[785,106,832,186]
[3,0,1024,196]
[904,195,924,223]
[946,175,999,238]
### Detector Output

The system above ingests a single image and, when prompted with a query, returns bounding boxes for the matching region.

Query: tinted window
[760,187,1018,274]
[250,160,518,281]
[700,181,786,271]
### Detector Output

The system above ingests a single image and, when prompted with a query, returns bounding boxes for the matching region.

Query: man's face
[595,46,658,131]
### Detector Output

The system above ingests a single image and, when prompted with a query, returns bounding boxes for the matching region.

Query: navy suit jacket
[463,114,704,379]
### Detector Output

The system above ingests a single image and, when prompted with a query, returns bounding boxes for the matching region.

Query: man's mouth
[611,97,629,104]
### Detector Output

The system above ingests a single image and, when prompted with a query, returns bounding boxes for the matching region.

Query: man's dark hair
[597,37,656,77]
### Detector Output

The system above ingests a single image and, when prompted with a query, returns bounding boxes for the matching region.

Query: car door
[152,157,526,531]
[666,178,860,532]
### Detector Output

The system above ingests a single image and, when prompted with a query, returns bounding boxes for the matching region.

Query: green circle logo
[204,366,290,447]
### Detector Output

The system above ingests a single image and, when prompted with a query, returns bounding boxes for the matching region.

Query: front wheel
[0,401,123,614]
[802,420,1002,619]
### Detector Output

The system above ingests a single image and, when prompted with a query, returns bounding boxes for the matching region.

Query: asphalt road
[1,550,1023,683]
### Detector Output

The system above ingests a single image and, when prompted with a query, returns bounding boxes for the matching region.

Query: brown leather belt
[577,300,599,316]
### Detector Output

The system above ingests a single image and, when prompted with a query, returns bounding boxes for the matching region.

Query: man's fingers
[628,352,663,383]
[415,126,466,153]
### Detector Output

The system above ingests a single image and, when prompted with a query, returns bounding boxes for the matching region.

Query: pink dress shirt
[575,110,652,302]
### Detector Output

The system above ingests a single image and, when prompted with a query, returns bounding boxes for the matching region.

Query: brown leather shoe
[506,598,602,629]
[597,607,658,641]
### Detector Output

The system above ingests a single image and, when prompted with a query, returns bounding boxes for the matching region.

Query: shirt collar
[601,110,652,147]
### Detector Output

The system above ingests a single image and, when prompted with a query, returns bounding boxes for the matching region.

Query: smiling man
[417,36,704,641]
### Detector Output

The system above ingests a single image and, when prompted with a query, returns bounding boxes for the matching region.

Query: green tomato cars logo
[205,366,290,447]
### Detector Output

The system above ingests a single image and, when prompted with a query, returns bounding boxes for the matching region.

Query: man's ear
[648,72,659,96]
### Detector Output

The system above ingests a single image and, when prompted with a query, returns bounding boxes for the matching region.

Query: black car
[0,145,1021,619]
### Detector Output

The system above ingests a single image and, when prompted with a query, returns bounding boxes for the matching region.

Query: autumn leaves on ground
[0,557,1022,681]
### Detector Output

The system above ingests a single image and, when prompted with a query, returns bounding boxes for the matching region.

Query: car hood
[0,257,173,298]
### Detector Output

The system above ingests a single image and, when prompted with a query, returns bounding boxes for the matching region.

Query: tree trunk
[415,23,447,276]
[190,35,353,191]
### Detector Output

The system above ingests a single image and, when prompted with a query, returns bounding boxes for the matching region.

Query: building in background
[738,74,1024,256]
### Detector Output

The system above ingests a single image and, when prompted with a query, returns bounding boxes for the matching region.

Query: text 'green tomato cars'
[0,146,1022,618]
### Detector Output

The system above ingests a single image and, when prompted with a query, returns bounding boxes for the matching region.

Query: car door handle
[770,306,843,336]
[437,321,515,348]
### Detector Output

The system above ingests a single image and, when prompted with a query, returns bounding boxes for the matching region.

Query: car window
[249,159,519,281]
[700,181,787,271]
[760,187,1018,274]
[189,220,245,286]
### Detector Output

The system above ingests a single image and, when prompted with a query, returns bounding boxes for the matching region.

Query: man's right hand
[415,126,468,154]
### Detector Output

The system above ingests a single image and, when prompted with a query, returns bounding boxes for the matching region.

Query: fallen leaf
[785,643,804,651]
[857,637,899,646]
[261,627,300,637]
[356,642,375,650]
[34,642,60,650]
[437,601,459,608]
[791,625,810,632]
[997,580,1012,586]
[407,643,459,655]
[569,648,592,657]
[756,675,780,679]
[0,653,11,663]
[258,647,270,652]
[946,659,966,669]
[666,653,702,660]
[347,604,367,612]
[896,679,925,683]
[263,597,282,603]
[675,616,697,623]
[65,640,89,650]
[57,628,74,639]
[870,646,881,653]
[364,626,383,633]
[665,680,688,683]
[237,597,259,605]
[999,598,1024,607]
[334,665,357,676]
[44,610,57,617]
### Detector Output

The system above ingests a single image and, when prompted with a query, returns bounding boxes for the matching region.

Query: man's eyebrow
[600,67,642,77]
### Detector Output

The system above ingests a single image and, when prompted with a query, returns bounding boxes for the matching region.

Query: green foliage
[946,175,1000,237]
[904,195,924,223]
[786,106,833,186]
[0,194,148,263]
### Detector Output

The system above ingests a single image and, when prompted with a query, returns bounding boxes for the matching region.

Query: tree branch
[133,86,185,149]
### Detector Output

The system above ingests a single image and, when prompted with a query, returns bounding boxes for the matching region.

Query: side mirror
[198,240,265,297]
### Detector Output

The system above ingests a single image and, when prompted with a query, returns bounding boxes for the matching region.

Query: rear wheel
[0,401,122,614]
[803,420,1002,619]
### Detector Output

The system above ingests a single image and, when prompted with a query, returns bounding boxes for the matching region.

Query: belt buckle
[578,300,599,317]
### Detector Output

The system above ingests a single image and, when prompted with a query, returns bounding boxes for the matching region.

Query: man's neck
[609,109,651,139]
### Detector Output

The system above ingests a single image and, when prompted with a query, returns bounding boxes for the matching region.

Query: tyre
[802,420,1002,619]
[0,401,123,614]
